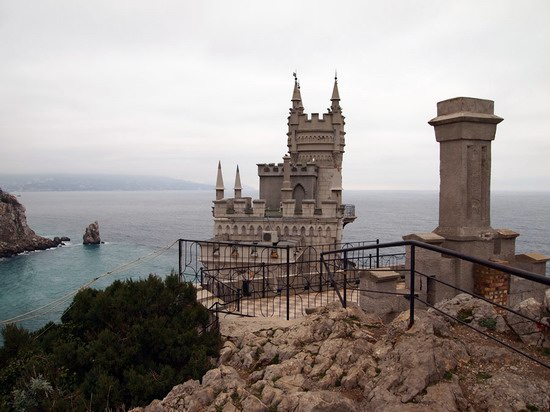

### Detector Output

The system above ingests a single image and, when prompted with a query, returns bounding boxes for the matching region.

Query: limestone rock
[432,293,509,333]
[134,303,550,412]
[0,189,64,257]
[470,371,550,411]
[83,221,101,244]
[507,297,550,347]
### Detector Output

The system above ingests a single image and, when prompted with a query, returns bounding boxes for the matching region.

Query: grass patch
[269,354,280,365]
[476,371,492,383]
[478,317,497,330]
[443,371,453,381]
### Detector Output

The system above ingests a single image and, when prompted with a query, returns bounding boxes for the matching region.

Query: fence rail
[178,238,405,320]
[181,237,549,369]
[321,240,550,369]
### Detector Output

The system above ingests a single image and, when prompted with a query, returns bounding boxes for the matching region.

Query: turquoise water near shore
[1,190,549,339]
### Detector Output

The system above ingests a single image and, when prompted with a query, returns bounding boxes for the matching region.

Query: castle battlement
[257,163,318,177]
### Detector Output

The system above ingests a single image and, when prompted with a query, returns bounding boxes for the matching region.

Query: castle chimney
[429,97,503,241]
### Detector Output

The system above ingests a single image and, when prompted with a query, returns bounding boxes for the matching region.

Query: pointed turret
[330,73,341,112]
[291,72,304,114]
[216,161,225,200]
[234,165,242,199]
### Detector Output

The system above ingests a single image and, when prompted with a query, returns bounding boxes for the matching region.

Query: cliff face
[134,302,550,412]
[0,190,62,258]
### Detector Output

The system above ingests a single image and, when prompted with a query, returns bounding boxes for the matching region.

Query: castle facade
[211,75,355,250]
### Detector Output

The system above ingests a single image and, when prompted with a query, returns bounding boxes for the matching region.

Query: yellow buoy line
[1,240,178,326]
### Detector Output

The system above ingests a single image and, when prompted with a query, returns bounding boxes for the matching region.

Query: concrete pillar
[428,97,503,241]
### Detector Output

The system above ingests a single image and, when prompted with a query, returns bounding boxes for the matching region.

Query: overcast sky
[1,0,549,191]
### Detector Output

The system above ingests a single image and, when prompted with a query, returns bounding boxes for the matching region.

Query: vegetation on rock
[0,274,221,411]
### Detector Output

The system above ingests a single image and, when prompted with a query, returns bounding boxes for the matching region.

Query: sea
[1,190,549,341]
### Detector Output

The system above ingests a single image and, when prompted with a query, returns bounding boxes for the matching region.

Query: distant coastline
[0,173,214,192]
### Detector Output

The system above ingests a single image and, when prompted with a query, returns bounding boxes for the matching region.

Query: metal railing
[321,240,550,369]
[177,238,406,320]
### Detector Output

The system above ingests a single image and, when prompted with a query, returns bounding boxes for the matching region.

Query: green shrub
[0,274,221,410]
[478,317,497,330]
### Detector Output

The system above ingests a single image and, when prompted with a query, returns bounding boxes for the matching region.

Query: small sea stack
[83,221,101,245]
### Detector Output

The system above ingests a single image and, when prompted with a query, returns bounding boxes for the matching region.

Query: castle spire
[331,73,341,111]
[215,161,225,200]
[291,72,304,113]
[234,165,242,199]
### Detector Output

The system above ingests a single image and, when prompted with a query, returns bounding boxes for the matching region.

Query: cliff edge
[0,189,63,258]
[134,302,550,412]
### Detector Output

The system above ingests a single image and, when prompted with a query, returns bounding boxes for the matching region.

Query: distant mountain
[0,174,214,192]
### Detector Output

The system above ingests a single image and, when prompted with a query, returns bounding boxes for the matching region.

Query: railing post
[262,262,266,298]
[376,239,380,268]
[343,250,348,308]
[200,267,203,288]
[319,256,324,292]
[368,253,372,269]
[286,245,290,321]
[409,244,416,328]
[236,288,241,312]
[178,240,183,282]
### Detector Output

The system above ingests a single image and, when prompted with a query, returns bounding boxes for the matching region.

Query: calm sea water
[1,190,549,338]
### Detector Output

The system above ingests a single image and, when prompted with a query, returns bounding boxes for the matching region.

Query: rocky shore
[134,300,550,412]
[0,189,67,258]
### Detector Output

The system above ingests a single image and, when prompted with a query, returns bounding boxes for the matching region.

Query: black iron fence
[321,240,550,369]
[177,238,405,320]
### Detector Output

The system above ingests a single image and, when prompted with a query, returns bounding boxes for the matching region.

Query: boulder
[83,221,101,245]
[431,293,509,333]
[507,297,550,347]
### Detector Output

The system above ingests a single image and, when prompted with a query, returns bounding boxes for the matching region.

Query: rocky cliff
[134,301,550,412]
[0,189,63,258]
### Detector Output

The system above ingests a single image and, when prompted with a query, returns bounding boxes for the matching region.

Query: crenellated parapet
[258,162,319,177]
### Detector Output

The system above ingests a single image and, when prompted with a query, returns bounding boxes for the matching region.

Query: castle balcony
[341,204,356,226]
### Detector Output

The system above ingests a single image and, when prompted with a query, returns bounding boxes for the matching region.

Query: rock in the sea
[83,221,101,245]
[0,189,64,258]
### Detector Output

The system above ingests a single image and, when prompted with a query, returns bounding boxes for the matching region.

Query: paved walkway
[196,284,360,320]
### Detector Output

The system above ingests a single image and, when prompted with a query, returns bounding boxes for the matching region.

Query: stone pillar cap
[428,97,503,127]
[402,232,445,244]
[515,253,550,263]
[496,228,520,239]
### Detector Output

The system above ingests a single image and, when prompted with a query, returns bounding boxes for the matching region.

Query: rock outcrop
[83,221,101,245]
[0,189,64,258]
[133,302,550,412]
[506,292,550,348]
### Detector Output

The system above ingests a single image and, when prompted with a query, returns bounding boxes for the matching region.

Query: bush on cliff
[0,274,221,411]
